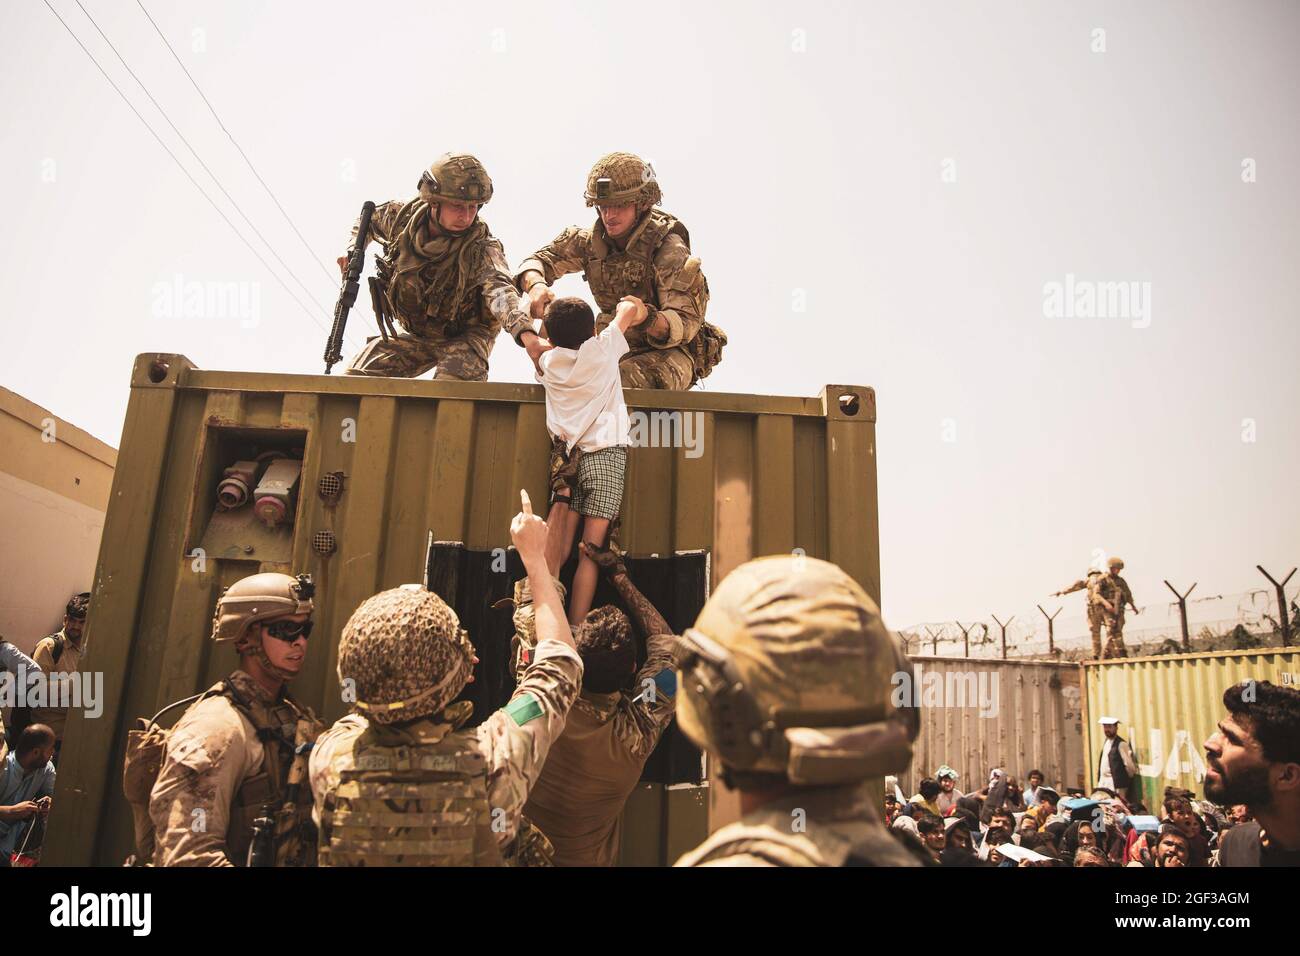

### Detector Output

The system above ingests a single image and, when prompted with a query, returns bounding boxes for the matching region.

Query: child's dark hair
[545,296,596,349]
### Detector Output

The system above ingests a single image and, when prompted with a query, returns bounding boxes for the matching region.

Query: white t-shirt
[536,324,631,452]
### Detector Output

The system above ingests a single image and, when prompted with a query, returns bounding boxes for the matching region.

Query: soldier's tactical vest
[374,200,490,340]
[221,680,320,868]
[679,816,926,868]
[585,210,724,381]
[585,209,690,315]
[121,678,319,867]
[317,717,503,867]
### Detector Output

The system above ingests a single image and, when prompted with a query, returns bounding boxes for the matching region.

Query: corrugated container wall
[903,656,1085,795]
[1082,647,1299,810]
[45,354,880,866]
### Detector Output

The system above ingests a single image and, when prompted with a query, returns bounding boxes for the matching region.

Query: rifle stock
[324,200,376,373]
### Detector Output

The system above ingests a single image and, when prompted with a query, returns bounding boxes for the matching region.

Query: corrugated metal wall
[1082,647,1300,810]
[903,656,1085,796]
[45,353,880,865]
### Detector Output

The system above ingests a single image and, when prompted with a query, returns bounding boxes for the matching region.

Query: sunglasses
[264,619,313,641]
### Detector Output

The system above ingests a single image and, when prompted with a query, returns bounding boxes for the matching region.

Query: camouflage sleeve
[1059,580,1088,596]
[307,713,367,828]
[646,234,706,349]
[481,241,536,344]
[1120,579,1136,608]
[477,638,583,849]
[615,631,679,760]
[514,226,591,291]
[148,699,259,867]
[345,199,405,256]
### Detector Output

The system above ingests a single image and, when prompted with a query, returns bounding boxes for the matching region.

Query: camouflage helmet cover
[418,152,493,207]
[337,585,475,725]
[211,572,314,643]
[1108,556,1125,569]
[584,151,661,208]
[676,555,917,786]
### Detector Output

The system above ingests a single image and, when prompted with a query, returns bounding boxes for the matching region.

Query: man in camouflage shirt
[309,490,583,866]
[338,152,532,380]
[512,541,678,866]
[1098,556,1139,658]
[513,152,723,391]
[1054,569,1107,659]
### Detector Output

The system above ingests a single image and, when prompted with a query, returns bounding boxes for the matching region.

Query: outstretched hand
[579,539,627,576]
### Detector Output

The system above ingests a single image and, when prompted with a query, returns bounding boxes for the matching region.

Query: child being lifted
[534,294,648,627]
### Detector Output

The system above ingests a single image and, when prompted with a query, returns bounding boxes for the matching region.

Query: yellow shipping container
[44,353,880,866]
[1082,647,1300,809]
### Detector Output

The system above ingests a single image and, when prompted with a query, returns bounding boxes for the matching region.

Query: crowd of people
[883,677,1300,869]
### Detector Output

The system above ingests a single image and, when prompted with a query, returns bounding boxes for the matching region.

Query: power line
[72,0,345,331]
[134,0,341,288]
[40,0,360,353]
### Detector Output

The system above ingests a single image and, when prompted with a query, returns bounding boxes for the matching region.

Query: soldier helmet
[583,152,661,208]
[418,153,493,207]
[211,573,314,643]
[675,555,919,788]
[1108,557,1125,570]
[337,585,475,725]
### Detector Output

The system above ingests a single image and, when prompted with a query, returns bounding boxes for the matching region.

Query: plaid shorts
[572,445,628,520]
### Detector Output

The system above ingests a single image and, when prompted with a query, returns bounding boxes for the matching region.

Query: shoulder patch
[653,668,677,698]
[505,692,544,727]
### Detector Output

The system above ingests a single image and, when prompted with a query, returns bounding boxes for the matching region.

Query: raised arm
[511,490,575,651]
[579,541,670,639]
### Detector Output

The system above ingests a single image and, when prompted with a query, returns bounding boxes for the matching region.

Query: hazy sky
[3,1,1297,632]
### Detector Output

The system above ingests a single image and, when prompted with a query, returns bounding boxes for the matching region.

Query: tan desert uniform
[677,783,922,867]
[148,671,322,867]
[310,637,582,856]
[516,213,709,390]
[523,630,678,867]
[31,630,83,740]
[1098,571,1136,658]
[1058,572,1106,658]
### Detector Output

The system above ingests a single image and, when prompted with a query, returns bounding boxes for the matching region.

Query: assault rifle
[324,200,376,373]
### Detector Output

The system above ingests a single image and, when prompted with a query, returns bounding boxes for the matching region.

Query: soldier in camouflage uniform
[148,573,323,866]
[308,490,583,866]
[674,555,927,867]
[338,153,532,380]
[511,541,678,866]
[1098,556,1138,659]
[1054,569,1107,659]
[513,152,725,390]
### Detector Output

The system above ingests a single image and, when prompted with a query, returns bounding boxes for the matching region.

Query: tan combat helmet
[211,573,314,643]
[1108,557,1125,570]
[583,151,661,208]
[337,585,475,725]
[676,555,918,788]
[418,153,493,207]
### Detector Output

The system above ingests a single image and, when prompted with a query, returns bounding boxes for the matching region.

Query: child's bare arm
[612,296,649,334]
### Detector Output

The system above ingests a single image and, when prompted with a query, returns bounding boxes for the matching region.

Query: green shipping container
[1082,647,1300,810]
[43,353,880,866]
